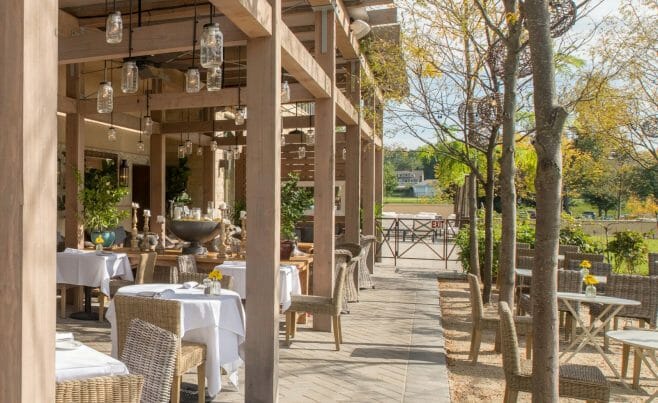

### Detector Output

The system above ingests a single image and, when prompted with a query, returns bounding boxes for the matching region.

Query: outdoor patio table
[607,329,658,394]
[57,248,133,320]
[105,283,246,396]
[558,291,640,383]
[56,335,128,382]
[214,261,302,310]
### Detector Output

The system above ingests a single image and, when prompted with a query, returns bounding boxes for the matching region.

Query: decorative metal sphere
[549,0,577,38]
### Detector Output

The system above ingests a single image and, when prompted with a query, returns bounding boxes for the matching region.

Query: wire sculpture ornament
[487,40,533,79]
[549,0,577,38]
[457,94,503,148]
[640,116,658,137]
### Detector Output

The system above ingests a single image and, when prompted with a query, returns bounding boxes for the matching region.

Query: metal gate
[376,216,465,269]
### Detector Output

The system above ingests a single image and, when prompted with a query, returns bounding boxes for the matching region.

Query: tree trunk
[526,0,569,400]
[468,173,480,278]
[498,0,522,308]
[482,153,495,304]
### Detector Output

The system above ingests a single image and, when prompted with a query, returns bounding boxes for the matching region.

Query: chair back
[516,242,531,250]
[649,253,658,276]
[332,249,352,314]
[113,295,182,359]
[336,243,364,260]
[516,248,535,259]
[590,262,612,277]
[607,274,658,327]
[136,252,157,284]
[516,256,535,270]
[360,235,377,257]
[558,245,580,254]
[558,269,584,293]
[177,255,197,274]
[498,302,521,379]
[55,375,144,403]
[120,319,177,403]
[564,252,604,270]
[467,274,484,323]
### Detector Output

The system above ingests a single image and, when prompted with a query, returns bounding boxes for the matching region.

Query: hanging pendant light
[121,0,138,93]
[119,159,129,187]
[185,136,193,155]
[281,133,286,146]
[178,133,186,159]
[196,133,203,156]
[235,108,245,126]
[210,108,218,151]
[107,125,117,142]
[342,147,347,160]
[200,6,223,68]
[105,0,122,44]
[97,81,113,113]
[281,80,290,103]
[298,146,306,159]
[137,114,145,151]
[186,0,201,93]
[210,140,218,152]
[306,103,315,145]
[143,82,153,134]
[235,47,246,125]
[207,67,222,91]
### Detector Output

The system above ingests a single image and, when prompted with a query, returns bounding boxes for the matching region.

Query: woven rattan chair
[467,274,533,362]
[55,375,144,403]
[178,272,235,292]
[498,301,610,402]
[516,256,534,270]
[590,262,612,293]
[285,249,351,351]
[564,252,604,270]
[98,252,158,322]
[649,253,658,276]
[359,235,377,289]
[113,296,207,403]
[177,255,198,273]
[121,318,177,403]
[515,242,531,250]
[559,245,580,254]
[516,248,535,259]
[336,243,362,302]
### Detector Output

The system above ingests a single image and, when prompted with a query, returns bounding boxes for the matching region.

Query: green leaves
[78,166,128,232]
[608,230,648,274]
[280,173,313,240]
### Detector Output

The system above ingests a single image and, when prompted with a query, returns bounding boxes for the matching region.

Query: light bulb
[233,150,241,160]
[298,146,306,159]
[281,133,286,146]
[143,115,153,135]
[178,144,186,159]
[137,140,145,151]
[185,68,201,93]
[281,80,290,103]
[226,150,233,160]
[207,67,222,91]
[107,126,117,142]
[342,148,347,160]
[200,23,224,68]
[105,11,123,44]
[210,140,218,152]
[121,61,138,93]
[97,81,113,113]
[306,129,315,146]
[235,108,245,125]
[185,139,193,154]
[197,145,203,156]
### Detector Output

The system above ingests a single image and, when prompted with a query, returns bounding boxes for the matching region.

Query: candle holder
[156,215,166,253]
[216,220,227,259]
[130,202,140,250]
[143,209,151,234]
[239,217,247,258]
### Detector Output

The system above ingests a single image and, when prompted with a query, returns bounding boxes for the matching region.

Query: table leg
[69,286,99,321]
[633,347,643,389]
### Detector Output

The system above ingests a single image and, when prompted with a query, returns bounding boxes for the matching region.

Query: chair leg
[171,374,182,403]
[525,333,533,360]
[332,315,341,351]
[504,386,518,403]
[639,319,646,329]
[633,348,643,389]
[285,312,292,345]
[59,286,67,319]
[98,294,106,322]
[291,312,297,338]
[197,363,206,403]
[621,343,630,378]
[338,316,343,344]
[603,321,609,350]
[470,327,482,363]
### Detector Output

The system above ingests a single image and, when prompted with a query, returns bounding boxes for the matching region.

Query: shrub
[559,218,604,253]
[607,230,648,274]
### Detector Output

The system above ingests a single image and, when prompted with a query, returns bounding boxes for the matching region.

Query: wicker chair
[336,243,362,302]
[467,274,533,362]
[285,249,351,351]
[55,375,144,403]
[516,256,534,270]
[564,252,604,270]
[559,245,580,254]
[177,255,198,273]
[113,296,207,403]
[516,248,535,259]
[590,262,612,293]
[98,252,158,322]
[178,272,235,292]
[359,235,377,289]
[121,319,177,403]
[515,242,531,250]
[649,252,658,276]
[498,301,610,402]
[589,275,658,348]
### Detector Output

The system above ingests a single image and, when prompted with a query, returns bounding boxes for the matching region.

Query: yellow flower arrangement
[208,269,223,281]
[94,235,104,245]
[584,274,599,286]
[579,260,591,269]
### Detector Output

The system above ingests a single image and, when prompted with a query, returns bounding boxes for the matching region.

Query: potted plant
[280,173,313,259]
[78,167,129,247]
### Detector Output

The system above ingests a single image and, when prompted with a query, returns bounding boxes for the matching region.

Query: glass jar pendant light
[342,148,347,160]
[200,22,224,68]
[281,80,291,103]
[298,146,306,159]
[207,67,222,91]
[178,133,186,159]
[306,128,315,146]
[107,125,117,142]
[121,0,138,93]
[196,133,203,156]
[235,108,245,126]
[143,83,153,134]
[186,1,201,93]
[185,136,193,154]
[210,140,218,152]
[137,114,145,151]
[106,11,123,43]
[97,81,113,113]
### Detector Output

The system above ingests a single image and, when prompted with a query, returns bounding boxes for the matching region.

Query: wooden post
[312,7,336,332]
[344,60,361,245]
[374,146,383,262]
[65,64,85,248]
[202,146,216,210]
[0,0,57,401]
[361,139,376,273]
[244,0,281,399]
[234,145,247,204]
[149,133,166,233]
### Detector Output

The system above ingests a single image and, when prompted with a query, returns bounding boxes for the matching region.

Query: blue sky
[383,0,622,151]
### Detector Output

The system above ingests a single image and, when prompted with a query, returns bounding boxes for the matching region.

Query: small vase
[95,243,103,251]
[211,280,221,295]
[580,268,589,277]
[585,284,597,297]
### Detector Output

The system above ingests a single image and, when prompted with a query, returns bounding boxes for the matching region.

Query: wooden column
[202,146,216,209]
[244,0,281,399]
[312,7,336,332]
[361,139,375,273]
[344,60,361,245]
[0,0,57,401]
[149,133,166,233]
[374,146,384,262]
[65,64,85,248]
[234,145,247,204]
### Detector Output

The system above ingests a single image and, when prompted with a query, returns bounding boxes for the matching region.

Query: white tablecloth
[215,261,302,310]
[56,248,133,296]
[56,339,128,382]
[105,284,246,396]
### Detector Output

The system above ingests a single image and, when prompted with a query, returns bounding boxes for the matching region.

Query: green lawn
[591,236,658,275]
[384,196,438,204]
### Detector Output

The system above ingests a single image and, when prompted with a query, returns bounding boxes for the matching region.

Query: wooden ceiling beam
[159,115,354,133]
[281,24,331,98]
[84,112,161,134]
[209,0,272,38]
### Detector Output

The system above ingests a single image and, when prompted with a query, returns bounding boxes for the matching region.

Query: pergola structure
[1,0,398,401]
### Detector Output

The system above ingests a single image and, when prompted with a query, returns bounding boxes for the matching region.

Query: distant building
[412,180,438,197]
[396,170,424,187]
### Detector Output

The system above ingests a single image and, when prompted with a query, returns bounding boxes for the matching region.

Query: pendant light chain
[192,0,197,68]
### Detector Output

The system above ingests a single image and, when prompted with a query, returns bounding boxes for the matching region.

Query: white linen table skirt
[56,342,129,382]
[56,248,133,296]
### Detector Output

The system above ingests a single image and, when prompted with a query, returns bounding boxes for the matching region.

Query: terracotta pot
[280,240,296,260]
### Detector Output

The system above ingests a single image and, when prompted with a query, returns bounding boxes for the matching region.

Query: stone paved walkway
[58,251,452,402]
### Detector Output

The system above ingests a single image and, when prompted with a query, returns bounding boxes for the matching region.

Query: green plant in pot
[280,173,313,259]
[78,167,129,247]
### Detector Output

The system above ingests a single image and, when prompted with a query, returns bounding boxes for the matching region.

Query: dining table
[56,332,129,382]
[105,283,246,396]
[57,248,133,320]
[607,330,658,394]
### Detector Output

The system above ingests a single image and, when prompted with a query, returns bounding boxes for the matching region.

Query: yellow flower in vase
[584,274,599,286]
[94,235,104,251]
[584,274,599,297]
[208,269,223,281]
[579,260,591,270]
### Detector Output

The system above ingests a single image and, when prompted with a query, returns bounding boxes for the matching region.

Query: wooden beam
[244,0,281,400]
[367,7,398,26]
[202,146,217,212]
[281,24,331,98]
[312,7,336,332]
[335,89,357,125]
[65,64,85,249]
[361,140,376,273]
[57,95,77,114]
[161,115,348,133]
[59,18,246,64]
[149,133,166,234]
[85,113,160,134]
[344,60,361,246]
[210,0,272,38]
[0,0,57,401]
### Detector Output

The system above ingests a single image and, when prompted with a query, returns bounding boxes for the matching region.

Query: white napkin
[137,289,176,299]
[56,332,74,341]
[182,281,198,289]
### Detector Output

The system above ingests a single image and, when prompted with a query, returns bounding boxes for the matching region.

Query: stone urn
[169,219,222,255]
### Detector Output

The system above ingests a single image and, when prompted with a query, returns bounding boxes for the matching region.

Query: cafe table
[607,329,658,394]
[56,333,128,382]
[558,291,640,383]
[57,248,133,320]
[105,283,246,396]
